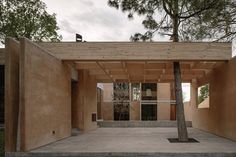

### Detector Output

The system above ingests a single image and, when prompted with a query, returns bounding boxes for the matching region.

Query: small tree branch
[162,0,173,17]
[178,1,218,19]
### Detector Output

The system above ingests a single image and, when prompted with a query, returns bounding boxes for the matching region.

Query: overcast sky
[42,0,169,42]
[42,0,235,57]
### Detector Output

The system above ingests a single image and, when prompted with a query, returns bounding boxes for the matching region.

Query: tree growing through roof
[108,0,236,141]
[0,0,62,44]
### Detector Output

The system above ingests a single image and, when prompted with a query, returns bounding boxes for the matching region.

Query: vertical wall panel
[19,38,71,151]
[5,38,20,151]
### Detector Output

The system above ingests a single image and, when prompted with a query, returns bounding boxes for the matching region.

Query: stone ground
[32,127,236,153]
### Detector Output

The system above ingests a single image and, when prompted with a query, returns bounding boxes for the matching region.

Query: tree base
[167,138,199,143]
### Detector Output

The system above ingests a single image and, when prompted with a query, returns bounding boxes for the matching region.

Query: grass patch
[0,131,4,157]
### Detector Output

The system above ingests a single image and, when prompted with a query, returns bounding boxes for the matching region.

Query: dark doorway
[141,104,157,121]
[71,81,78,128]
[97,87,102,120]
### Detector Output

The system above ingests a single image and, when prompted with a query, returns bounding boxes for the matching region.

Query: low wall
[190,56,236,141]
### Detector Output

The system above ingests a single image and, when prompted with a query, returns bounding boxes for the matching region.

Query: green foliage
[198,84,209,104]
[108,0,236,42]
[0,0,62,44]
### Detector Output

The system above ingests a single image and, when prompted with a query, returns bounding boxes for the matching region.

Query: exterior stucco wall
[77,70,97,131]
[184,101,192,122]
[101,102,113,120]
[130,101,140,120]
[101,83,113,120]
[19,39,71,151]
[5,39,20,151]
[157,83,171,120]
[190,56,236,141]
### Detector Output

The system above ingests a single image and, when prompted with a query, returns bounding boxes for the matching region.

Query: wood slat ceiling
[75,61,226,83]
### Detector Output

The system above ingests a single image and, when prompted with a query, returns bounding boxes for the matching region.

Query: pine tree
[108,0,236,141]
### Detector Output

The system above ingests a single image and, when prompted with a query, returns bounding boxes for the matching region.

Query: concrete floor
[32,128,236,153]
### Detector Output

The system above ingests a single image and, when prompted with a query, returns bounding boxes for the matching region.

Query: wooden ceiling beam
[96,61,115,82]
[75,62,99,69]
[122,61,130,82]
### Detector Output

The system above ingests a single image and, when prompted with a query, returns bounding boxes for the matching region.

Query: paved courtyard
[32,127,236,153]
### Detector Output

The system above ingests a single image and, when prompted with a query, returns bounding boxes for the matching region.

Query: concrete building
[1,38,236,156]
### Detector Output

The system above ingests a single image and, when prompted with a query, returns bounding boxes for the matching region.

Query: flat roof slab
[39,42,232,61]
[7,128,236,157]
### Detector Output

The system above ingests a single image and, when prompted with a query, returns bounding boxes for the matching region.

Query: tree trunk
[174,62,188,141]
[172,0,188,142]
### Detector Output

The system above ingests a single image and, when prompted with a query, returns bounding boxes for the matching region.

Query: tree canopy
[107,0,236,142]
[108,0,236,42]
[0,0,62,44]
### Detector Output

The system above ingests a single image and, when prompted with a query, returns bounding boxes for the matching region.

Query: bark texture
[174,61,188,141]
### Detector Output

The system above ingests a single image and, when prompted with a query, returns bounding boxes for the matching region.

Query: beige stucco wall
[19,38,71,151]
[190,56,236,141]
[130,101,140,120]
[77,70,97,131]
[103,83,113,102]
[184,101,192,122]
[157,83,171,120]
[101,83,113,120]
[101,102,113,120]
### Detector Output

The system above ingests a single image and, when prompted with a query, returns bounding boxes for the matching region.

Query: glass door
[141,83,157,121]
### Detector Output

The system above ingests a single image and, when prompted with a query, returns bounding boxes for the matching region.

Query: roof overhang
[38,42,231,83]
[2,40,232,83]
[39,42,232,61]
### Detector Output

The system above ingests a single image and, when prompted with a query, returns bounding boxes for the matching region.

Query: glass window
[197,84,210,108]
[113,83,129,101]
[141,83,157,100]
[131,83,141,101]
